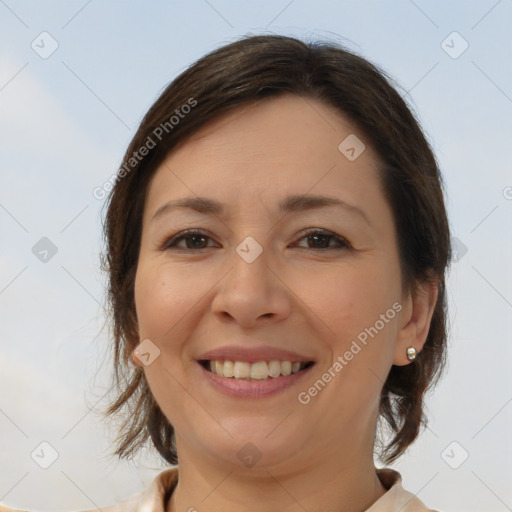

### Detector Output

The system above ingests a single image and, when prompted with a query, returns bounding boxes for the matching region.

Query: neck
[167,437,387,512]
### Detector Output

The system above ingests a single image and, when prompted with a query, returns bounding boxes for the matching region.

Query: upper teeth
[209,360,305,379]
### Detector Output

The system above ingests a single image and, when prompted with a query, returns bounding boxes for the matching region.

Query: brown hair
[102,34,451,465]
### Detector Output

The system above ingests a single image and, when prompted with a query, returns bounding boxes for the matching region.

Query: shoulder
[0,506,25,512]
[370,468,440,512]
[0,506,31,512]
[0,467,179,512]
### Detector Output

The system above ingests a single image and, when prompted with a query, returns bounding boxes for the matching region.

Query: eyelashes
[162,229,215,251]
[292,229,351,250]
[160,228,352,252]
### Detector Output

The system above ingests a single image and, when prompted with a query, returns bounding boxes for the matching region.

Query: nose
[211,245,292,329]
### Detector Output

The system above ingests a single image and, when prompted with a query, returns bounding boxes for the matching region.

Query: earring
[406,347,417,361]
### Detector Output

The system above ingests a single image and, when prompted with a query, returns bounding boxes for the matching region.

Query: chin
[195,419,307,471]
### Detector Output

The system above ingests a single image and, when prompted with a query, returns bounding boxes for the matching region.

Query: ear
[131,350,143,367]
[128,312,142,367]
[393,279,439,366]
[128,334,143,368]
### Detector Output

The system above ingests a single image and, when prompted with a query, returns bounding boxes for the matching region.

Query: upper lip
[197,345,316,364]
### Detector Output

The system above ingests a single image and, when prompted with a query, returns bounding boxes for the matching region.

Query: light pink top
[0,467,439,512]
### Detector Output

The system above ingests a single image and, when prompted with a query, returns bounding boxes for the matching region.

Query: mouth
[199,359,315,380]
[195,345,317,398]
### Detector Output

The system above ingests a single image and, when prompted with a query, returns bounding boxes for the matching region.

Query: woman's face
[134,95,414,472]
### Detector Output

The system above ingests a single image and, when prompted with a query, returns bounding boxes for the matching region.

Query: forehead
[145,95,383,217]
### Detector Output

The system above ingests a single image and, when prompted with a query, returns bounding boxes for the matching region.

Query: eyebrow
[151,194,372,226]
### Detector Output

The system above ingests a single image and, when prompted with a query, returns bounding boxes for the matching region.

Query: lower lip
[198,362,314,398]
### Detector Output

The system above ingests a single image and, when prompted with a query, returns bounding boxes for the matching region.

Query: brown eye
[163,230,216,250]
[294,229,351,250]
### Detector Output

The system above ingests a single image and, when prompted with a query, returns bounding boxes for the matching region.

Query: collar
[131,466,435,512]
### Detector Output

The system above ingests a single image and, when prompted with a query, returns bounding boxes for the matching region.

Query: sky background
[1,1,511,511]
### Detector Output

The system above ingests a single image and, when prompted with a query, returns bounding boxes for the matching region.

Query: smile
[201,360,314,380]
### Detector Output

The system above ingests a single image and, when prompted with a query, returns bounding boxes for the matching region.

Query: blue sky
[1,1,511,511]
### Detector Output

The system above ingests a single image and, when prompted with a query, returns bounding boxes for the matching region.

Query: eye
[161,228,351,252]
[292,229,351,250]
[161,229,217,250]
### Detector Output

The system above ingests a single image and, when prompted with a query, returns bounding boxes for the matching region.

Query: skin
[132,95,438,512]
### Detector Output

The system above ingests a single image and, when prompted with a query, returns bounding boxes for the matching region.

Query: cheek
[300,257,401,344]
[134,262,192,341]
[290,263,401,429]
[133,264,196,422]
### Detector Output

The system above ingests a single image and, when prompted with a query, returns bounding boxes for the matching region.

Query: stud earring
[406,347,417,361]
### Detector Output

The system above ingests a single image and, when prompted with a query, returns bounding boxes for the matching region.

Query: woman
[1,34,450,512]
